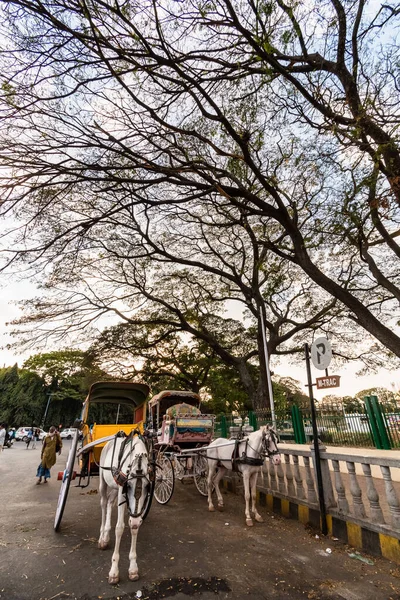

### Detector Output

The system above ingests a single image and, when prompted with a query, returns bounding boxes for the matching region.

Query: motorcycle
[4,437,14,449]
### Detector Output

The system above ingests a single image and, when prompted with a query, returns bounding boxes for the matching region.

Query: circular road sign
[310,337,332,371]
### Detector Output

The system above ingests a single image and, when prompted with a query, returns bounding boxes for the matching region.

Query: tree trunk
[235,358,259,410]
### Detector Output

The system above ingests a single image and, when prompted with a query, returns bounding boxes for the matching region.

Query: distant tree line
[2,343,397,429]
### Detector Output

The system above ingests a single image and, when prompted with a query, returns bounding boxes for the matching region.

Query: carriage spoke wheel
[54,429,79,531]
[193,453,209,496]
[154,454,175,504]
[174,455,185,481]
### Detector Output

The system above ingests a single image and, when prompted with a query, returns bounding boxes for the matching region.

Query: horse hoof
[98,541,108,550]
[217,504,224,512]
[129,571,139,581]
[246,519,254,527]
[108,575,119,585]
[208,506,215,512]
[255,515,264,523]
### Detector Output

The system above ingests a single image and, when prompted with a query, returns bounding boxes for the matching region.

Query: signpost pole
[304,343,328,535]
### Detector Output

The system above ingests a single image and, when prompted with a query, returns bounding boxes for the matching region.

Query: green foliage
[20,349,112,428]
[203,363,253,414]
[355,387,399,411]
[0,364,46,426]
[273,376,309,408]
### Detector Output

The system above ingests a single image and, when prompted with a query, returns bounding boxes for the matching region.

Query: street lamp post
[41,393,52,430]
[260,310,276,429]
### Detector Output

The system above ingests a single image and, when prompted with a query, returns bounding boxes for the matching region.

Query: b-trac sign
[315,375,341,390]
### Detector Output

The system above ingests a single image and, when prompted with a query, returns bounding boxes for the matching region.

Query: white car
[15,427,47,441]
[60,428,77,439]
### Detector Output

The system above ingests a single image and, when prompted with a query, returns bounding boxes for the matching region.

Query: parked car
[304,425,328,435]
[15,427,48,442]
[60,427,77,439]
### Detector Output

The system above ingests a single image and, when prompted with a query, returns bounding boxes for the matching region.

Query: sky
[1,277,399,401]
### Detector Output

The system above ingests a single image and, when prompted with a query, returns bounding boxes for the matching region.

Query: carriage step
[57,470,77,481]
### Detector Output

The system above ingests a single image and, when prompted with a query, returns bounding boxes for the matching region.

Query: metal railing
[214,400,400,449]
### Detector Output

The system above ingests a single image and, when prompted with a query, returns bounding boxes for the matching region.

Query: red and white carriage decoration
[148,390,215,497]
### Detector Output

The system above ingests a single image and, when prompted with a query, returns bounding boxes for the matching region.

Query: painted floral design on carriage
[148,390,215,497]
[157,402,214,447]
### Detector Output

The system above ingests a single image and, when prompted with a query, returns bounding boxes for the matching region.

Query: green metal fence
[213,397,400,449]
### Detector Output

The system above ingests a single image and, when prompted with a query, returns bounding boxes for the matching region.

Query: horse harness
[101,430,153,518]
[230,428,279,472]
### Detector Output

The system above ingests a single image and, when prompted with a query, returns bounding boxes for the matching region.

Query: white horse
[206,425,281,526]
[98,432,152,584]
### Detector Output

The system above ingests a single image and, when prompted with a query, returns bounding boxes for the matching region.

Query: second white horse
[206,425,281,526]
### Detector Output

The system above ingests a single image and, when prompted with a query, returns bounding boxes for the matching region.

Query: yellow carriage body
[79,381,149,468]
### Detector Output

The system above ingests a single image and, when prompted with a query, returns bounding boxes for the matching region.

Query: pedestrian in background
[31,428,40,449]
[26,427,34,449]
[36,426,62,484]
[0,423,6,452]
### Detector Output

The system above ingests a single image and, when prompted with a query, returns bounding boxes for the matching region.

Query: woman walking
[36,426,62,484]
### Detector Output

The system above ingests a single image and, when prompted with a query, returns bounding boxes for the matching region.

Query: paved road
[1,442,400,600]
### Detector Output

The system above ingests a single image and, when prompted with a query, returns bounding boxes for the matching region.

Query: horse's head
[261,425,281,465]
[115,436,151,528]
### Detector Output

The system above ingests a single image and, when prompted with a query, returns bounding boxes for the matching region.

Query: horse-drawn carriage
[53,381,280,583]
[148,390,215,496]
[54,380,152,531]
[54,385,215,532]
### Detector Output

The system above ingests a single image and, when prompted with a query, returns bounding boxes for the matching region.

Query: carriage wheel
[54,429,79,531]
[174,455,185,481]
[154,454,175,504]
[193,453,209,496]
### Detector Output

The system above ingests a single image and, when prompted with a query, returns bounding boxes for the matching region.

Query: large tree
[88,323,252,412]
[23,349,111,426]
[0,0,399,390]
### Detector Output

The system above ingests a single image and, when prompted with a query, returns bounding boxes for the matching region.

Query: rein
[101,429,153,518]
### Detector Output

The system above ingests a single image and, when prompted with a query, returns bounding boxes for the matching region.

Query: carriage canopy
[81,381,150,442]
[84,381,150,406]
[148,390,201,428]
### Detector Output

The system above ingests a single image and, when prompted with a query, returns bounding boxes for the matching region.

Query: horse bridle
[102,430,153,518]
[234,428,280,468]
[261,428,280,459]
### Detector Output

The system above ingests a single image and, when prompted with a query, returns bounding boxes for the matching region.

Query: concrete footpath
[1,442,400,600]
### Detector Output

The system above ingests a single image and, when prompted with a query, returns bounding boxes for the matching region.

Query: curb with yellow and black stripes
[221,479,400,563]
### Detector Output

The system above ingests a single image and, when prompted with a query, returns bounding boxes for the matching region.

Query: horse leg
[127,515,142,581]
[108,490,125,585]
[99,486,117,550]
[207,460,217,512]
[98,473,109,549]
[243,470,253,526]
[250,470,264,523]
[213,465,227,510]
